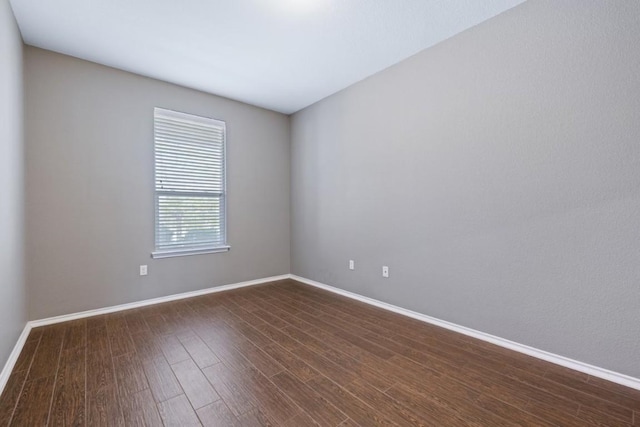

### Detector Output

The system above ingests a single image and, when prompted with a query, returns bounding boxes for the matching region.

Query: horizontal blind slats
[155,138,224,152]
[156,161,223,175]
[156,170,223,179]
[155,115,224,129]
[155,152,224,166]
[155,118,224,135]
[156,169,223,179]
[156,168,223,180]
[156,178,224,188]
[155,133,224,147]
[156,147,222,166]
[154,107,226,252]
[155,120,224,135]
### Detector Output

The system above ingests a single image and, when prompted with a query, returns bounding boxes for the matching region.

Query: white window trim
[151,245,230,259]
[151,107,229,259]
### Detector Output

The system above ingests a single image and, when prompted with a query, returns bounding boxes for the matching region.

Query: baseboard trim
[2,274,289,397]
[0,324,32,397]
[4,273,638,396]
[29,274,290,328]
[290,274,640,391]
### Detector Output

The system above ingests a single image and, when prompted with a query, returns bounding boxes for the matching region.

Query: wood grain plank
[577,405,634,427]
[588,377,640,404]
[27,325,66,380]
[202,362,255,416]
[236,409,270,427]
[179,334,220,369]
[526,398,597,427]
[197,400,239,427]
[280,325,328,354]
[142,355,184,403]
[3,279,639,427]
[473,394,557,427]
[271,371,347,426]
[171,358,220,409]
[261,342,319,382]
[113,352,149,397]
[218,311,274,349]
[86,324,110,355]
[545,369,640,412]
[86,349,122,426]
[289,345,355,387]
[345,378,436,427]
[233,339,285,378]
[160,335,191,364]
[251,308,290,329]
[306,376,397,427]
[387,381,508,427]
[0,369,27,425]
[120,388,163,426]
[337,418,360,427]
[11,376,56,426]
[125,311,151,335]
[321,348,395,392]
[282,412,319,427]
[86,348,115,392]
[250,321,303,352]
[63,319,87,350]
[12,338,39,373]
[158,394,202,426]
[132,330,164,362]
[86,315,106,331]
[333,330,396,360]
[468,360,633,423]
[49,347,86,426]
[241,367,299,424]
[87,385,123,427]
[106,317,135,357]
[201,333,254,372]
[26,328,43,343]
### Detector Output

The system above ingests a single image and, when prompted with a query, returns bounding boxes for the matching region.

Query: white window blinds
[152,107,228,258]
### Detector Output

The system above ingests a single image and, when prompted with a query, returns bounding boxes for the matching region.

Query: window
[152,107,228,258]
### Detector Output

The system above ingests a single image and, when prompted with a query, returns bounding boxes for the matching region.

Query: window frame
[151,107,230,259]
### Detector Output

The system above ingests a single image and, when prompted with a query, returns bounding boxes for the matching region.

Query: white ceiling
[10,0,525,114]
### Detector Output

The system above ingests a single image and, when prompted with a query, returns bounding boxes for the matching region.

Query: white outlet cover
[382,266,389,278]
[349,260,355,270]
[140,265,148,276]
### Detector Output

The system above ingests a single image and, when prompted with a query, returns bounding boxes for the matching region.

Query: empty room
[1,0,639,425]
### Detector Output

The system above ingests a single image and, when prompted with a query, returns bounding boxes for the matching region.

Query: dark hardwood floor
[0,279,638,426]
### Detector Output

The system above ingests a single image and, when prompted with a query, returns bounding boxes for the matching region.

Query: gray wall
[0,0,26,367]
[25,47,291,320]
[291,0,640,378]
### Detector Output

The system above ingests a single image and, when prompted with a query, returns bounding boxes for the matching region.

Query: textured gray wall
[291,0,640,378]
[0,0,26,367]
[25,47,291,320]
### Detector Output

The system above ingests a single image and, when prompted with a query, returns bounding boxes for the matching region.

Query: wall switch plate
[349,260,355,270]
[140,265,148,276]
[382,266,389,278]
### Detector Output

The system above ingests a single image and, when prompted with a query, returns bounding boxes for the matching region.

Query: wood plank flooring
[1,279,639,426]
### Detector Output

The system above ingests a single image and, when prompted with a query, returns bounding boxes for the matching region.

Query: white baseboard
[0,324,32,397]
[290,274,640,392]
[29,274,290,328]
[3,272,638,397]
[1,274,289,396]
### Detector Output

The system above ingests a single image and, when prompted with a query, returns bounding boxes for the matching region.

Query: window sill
[151,245,231,259]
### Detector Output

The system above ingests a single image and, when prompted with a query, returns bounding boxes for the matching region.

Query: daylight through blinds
[154,108,226,253]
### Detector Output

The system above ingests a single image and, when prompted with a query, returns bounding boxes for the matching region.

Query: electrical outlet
[140,265,148,276]
[382,266,389,278]
[349,260,355,270]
